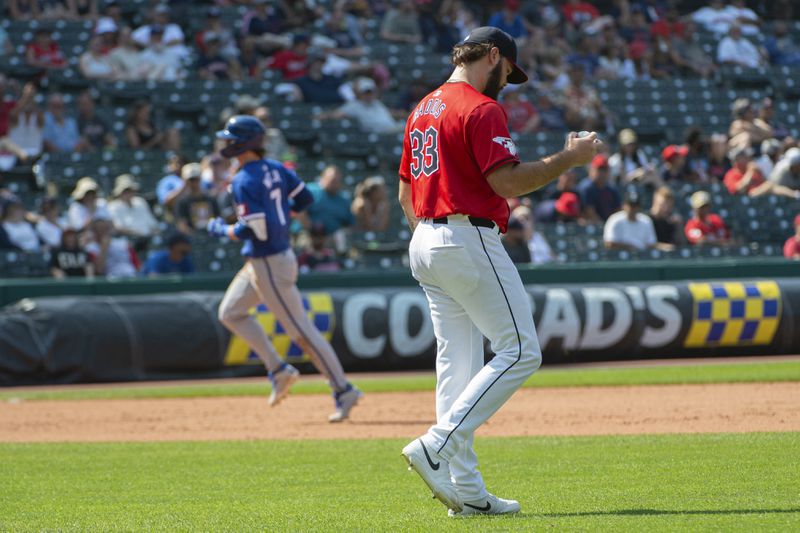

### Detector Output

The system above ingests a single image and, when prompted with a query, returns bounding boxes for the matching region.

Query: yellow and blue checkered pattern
[684,281,781,348]
[224,292,335,365]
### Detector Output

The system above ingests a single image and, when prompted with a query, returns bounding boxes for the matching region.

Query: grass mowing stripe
[0,433,798,531]
[2,360,800,402]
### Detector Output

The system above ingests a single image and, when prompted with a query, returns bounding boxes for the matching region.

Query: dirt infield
[2,382,798,443]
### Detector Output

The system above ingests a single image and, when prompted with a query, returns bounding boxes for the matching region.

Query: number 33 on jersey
[399,82,521,233]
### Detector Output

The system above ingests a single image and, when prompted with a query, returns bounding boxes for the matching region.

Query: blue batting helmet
[216,115,266,158]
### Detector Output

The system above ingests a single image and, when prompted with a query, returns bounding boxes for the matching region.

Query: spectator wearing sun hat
[609,128,659,186]
[661,144,693,182]
[684,190,730,245]
[132,3,185,49]
[67,177,108,231]
[578,153,621,221]
[784,214,800,260]
[94,17,119,40]
[175,163,220,235]
[108,174,159,240]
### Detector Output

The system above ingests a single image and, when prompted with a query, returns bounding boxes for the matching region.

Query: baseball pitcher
[208,115,362,422]
[398,27,599,515]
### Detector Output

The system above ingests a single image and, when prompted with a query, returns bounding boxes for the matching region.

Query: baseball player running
[398,27,599,515]
[208,115,362,422]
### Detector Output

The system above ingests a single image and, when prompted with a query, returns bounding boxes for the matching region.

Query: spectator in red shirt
[266,33,310,80]
[562,0,599,27]
[500,87,539,134]
[723,146,765,195]
[651,5,685,40]
[25,29,67,70]
[684,191,731,245]
[784,214,800,260]
[0,74,19,138]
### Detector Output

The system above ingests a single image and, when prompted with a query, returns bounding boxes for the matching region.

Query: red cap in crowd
[794,214,800,228]
[662,144,689,162]
[591,154,609,169]
[555,192,580,218]
[629,40,647,60]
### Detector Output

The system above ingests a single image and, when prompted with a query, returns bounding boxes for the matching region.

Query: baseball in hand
[577,130,601,143]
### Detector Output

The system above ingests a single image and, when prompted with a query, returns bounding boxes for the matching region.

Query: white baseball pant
[409,216,542,501]
[218,249,350,392]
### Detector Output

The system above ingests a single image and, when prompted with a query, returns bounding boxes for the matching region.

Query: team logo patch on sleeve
[492,136,518,156]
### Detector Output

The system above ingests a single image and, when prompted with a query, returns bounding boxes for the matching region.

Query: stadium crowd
[1,0,799,279]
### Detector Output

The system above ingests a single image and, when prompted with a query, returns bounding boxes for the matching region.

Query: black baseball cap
[457,26,528,84]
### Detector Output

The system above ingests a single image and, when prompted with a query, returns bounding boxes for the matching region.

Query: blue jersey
[142,250,194,275]
[231,159,308,257]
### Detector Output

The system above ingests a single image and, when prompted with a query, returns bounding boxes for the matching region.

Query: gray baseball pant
[218,249,349,391]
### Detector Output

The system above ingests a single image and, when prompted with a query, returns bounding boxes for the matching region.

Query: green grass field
[1,434,798,531]
[3,359,800,401]
[1,360,798,531]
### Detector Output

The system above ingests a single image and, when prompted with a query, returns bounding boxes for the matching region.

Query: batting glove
[206,217,230,237]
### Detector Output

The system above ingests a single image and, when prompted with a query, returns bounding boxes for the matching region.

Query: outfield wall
[1,257,799,308]
[1,278,797,385]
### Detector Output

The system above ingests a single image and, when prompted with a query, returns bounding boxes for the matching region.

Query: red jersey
[684,214,730,244]
[399,82,519,232]
[267,50,308,80]
[651,20,686,39]
[27,42,66,68]
[501,99,537,134]
[784,236,800,259]
[723,167,765,195]
[0,99,15,137]
[562,2,599,26]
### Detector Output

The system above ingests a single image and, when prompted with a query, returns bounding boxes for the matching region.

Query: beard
[482,61,505,100]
